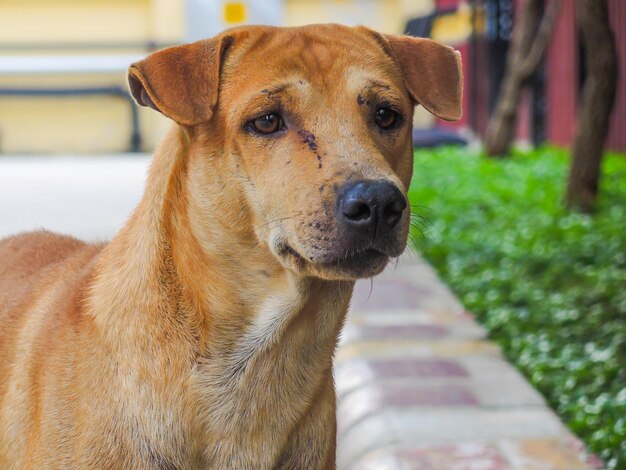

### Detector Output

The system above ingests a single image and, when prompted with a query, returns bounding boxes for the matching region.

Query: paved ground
[0,154,149,240]
[339,254,599,470]
[0,155,598,469]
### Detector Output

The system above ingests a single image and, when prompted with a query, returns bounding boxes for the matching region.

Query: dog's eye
[251,114,283,134]
[374,108,399,130]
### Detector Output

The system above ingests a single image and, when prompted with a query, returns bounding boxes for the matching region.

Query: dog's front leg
[274,374,337,470]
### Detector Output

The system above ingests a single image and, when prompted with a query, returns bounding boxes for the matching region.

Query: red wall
[607,0,626,152]
[436,0,463,10]
[546,0,578,148]
[547,0,626,152]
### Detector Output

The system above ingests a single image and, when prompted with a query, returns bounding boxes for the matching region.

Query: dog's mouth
[278,243,389,279]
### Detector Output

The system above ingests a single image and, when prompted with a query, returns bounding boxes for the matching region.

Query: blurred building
[0,0,442,154]
[1,0,624,155]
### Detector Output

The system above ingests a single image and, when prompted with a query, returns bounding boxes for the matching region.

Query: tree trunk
[565,0,618,213]
[485,0,560,157]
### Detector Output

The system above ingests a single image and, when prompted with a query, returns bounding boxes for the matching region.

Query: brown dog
[0,24,461,469]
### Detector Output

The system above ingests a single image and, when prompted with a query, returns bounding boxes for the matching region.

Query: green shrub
[408,145,626,469]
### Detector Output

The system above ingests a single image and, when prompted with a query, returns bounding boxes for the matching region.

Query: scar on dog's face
[128,25,462,281]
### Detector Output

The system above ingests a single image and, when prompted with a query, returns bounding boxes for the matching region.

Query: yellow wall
[286,0,432,34]
[0,0,183,154]
[0,0,184,45]
[0,73,164,153]
[0,0,433,154]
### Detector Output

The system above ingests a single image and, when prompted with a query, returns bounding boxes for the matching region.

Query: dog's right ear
[358,27,463,122]
[128,36,232,126]
[384,34,463,122]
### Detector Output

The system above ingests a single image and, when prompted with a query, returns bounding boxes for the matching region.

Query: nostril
[383,197,407,228]
[384,206,402,228]
[343,200,372,222]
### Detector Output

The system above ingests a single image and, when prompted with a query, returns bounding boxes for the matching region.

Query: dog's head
[128,25,462,281]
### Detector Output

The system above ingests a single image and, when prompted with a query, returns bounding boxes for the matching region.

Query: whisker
[256,211,305,234]
[409,226,428,243]
[410,214,433,226]
[404,242,419,262]
[336,282,347,307]
[408,202,435,245]
[410,219,430,235]
[410,203,437,216]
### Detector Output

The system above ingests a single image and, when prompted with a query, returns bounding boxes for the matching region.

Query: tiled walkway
[336,253,599,470]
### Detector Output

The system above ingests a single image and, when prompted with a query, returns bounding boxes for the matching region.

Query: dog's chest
[192,283,348,467]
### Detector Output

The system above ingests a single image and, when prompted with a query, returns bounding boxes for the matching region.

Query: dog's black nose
[339,180,407,237]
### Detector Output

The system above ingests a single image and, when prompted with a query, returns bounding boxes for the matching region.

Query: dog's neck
[88,127,352,465]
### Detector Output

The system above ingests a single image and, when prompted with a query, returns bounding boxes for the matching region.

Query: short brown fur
[0,25,461,469]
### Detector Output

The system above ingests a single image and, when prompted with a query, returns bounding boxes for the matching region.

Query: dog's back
[0,231,96,333]
[0,232,102,467]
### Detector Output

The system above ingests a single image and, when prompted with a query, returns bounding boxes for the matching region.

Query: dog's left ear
[379,34,463,122]
[128,36,232,126]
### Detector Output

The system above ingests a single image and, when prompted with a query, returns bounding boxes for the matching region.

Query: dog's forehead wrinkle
[368,80,392,91]
[346,68,407,103]
[260,83,292,96]
[233,79,310,117]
